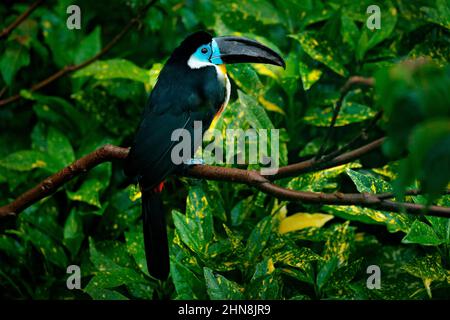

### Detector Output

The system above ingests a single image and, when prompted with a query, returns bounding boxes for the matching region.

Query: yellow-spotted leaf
[402,254,448,298]
[125,225,148,275]
[421,0,450,30]
[279,213,334,234]
[245,215,273,262]
[258,95,285,115]
[273,247,322,270]
[299,61,322,90]
[67,178,104,208]
[0,150,52,172]
[204,267,244,300]
[290,32,348,77]
[171,257,207,299]
[356,6,397,61]
[303,102,377,127]
[73,59,149,84]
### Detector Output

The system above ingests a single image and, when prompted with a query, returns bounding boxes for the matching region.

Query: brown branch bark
[0,0,43,40]
[1,140,449,219]
[0,0,157,107]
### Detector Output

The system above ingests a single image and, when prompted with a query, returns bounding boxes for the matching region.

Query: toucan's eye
[201,47,208,54]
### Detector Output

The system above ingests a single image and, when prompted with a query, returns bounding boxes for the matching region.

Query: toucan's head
[169,31,285,70]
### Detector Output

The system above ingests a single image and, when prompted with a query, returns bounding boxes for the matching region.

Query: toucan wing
[124,110,195,189]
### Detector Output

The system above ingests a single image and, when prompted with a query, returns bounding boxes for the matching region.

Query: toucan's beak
[212,36,285,69]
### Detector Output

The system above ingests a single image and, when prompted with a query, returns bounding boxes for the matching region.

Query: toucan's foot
[183,158,205,166]
[178,158,205,175]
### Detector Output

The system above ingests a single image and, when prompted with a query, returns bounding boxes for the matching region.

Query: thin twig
[0,0,157,107]
[315,76,375,159]
[0,0,43,40]
[1,140,449,219]
[321,111,383,162]
[376,189,450,200]
[271,137,385,180]
[0,86,7,98]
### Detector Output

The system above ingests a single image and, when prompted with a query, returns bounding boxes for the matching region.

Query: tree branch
[270,137,385,180]
[1,140,449,219]
[0,0,157,107]
[0,0,43,40]
[0,144,128,217]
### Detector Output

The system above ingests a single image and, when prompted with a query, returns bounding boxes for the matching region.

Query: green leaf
[42,11,78,67]
[396,119,450,201]
[323,258,364,297]
[409,41,450,67]
[172,209,207,256]
[0,150,55,172]
[88,239,145,288]
[346,169,392,194]
[237,90,275,130]
[290,32,348,77]
[421,0,450,30]
[321,222,353,267]
[288,163,361,192]
[228,64,263,96]
[218,0,281,25]
[172,184,215,256]
[251,257,276,280]
[303,102,377,127]
[245,215,273,262]
[84,283,128,300]
[402,220,443,246]
[170,257,207,299]
[298,54,323,90]
[204,267,245,300]
[72,59,150,84]
[0,234,25,257]
[0,44,30,85]
[67,179,104,208]
[47,127,75,168]
[26,228,68,268]
[402,255,447,298]
[231,196,253,226]
[63,209,83,256]
[340,14,360,50]
[67,163,111,208]
[273,247,322,270]
[323,205,412,233]
[74,27,101,64]
[356,6,397,61]
[125,224,148,275]
[426,215,450,244]
[248,273,281,299]
[317,256,339,291]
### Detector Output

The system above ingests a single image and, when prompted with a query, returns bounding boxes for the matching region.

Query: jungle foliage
[0,0,449,300]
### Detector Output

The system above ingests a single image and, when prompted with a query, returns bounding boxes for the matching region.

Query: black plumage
[124,32,226,280]
[124,31,284,280]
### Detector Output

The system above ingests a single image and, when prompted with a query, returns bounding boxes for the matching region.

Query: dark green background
[0,0,449,299]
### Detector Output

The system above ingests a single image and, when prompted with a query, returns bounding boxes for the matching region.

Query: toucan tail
[142,190,169,280]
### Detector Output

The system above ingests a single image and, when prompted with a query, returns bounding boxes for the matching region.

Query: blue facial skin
[210,39,223,65]
[192,39,223,65]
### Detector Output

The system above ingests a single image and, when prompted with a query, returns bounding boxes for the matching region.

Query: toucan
[124,31,285,280]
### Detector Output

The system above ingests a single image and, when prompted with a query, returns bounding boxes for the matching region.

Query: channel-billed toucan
[124,31,285,280]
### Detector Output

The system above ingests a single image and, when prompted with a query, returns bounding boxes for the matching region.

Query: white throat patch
[187,55,215,69]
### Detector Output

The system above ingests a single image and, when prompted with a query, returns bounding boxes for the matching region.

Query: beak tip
[276,58,286,69]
